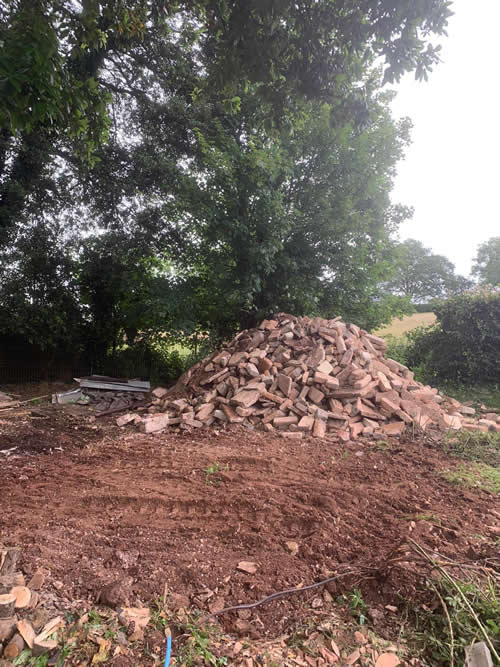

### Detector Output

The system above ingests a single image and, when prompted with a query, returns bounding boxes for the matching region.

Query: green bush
[406,286,500,384]
[101,341,200,386]
[384,334,410,366]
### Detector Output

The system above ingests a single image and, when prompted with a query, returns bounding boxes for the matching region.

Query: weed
[406,575,500,665]
[338,588,368,625]
[85,608,103,629]
[373,440,392,452]
[150,599,169,631]
[13,651,47,667]
[443,430,500,468]
[175,618,228,666]
[442,462,500,494]
[13,647,72,667]
[204,462,228,485]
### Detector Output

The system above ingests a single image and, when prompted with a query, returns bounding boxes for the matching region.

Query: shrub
[101,341,198,385]
[405,286,500,384]
[384,334,410,366]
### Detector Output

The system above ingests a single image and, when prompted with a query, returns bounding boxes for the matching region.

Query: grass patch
[440,384,500,411]
[442,462,500,495]
[443,431,500,468]
[375,312,436,337]
[173,615,228,666]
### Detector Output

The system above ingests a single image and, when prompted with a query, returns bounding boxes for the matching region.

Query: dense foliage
[0,0,456,373]
[404,287,500,384]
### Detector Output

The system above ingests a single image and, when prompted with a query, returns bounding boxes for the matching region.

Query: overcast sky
[390,0,499,277]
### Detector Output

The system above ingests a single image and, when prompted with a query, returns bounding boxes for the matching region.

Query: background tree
[472,236,500,285]
[385,239,471,303]
[0,0,452,234]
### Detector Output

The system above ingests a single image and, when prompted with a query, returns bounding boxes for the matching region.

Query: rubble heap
[133,313,496,439]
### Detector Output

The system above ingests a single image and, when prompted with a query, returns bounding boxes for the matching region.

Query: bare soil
[0,404,498,640]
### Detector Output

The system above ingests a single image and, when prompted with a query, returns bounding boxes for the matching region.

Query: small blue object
[164,634,172,667]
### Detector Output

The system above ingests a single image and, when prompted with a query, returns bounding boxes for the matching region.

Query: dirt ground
[1,392,498,647]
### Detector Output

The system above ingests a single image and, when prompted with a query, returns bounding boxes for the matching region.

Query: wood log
[10,586,31,609]
[0,594,16,619]
[32,638,58,657]
[35,616,64,643]
[0,615,17,642]
[0,547,19,576]
[0,575,14,595]
[3,632,24,659]
[17,618,35,648]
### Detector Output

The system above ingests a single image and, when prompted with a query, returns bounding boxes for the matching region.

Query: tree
[385,239,470,302]
[472,237,500,285]
[0,0,453,233]
[0,221,83,354]
[157,89,416,335]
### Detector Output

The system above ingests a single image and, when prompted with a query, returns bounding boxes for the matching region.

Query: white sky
[390,0,500,277]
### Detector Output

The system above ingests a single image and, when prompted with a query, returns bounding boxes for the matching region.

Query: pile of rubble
[122,313,499,439]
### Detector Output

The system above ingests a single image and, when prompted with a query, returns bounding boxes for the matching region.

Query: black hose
[210,569,357,617]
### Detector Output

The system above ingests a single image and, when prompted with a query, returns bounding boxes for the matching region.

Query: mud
[0,417,498,637]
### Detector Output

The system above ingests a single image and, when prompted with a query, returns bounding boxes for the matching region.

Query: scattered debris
[51,388,84,404]
[76,375,150,393]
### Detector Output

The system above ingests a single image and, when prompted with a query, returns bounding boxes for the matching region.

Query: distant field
[375,312,436,337]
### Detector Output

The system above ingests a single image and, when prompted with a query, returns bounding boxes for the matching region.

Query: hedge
[406,286,500,384]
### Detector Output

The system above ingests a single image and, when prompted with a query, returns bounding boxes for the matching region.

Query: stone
[196,403,215,421]
[236,561,258,574]
[375,653,401,667]
[140,414,171,433]
[312,420,326,438]
[381,422,405,436]
[228,351,248,366]
[273,415,298,428]
[277,374,293,397]
[222,405,244,423]
[116,413,136,427]
[308,387,325,405]
[231,389,261,408]
[297,415,314,431]
[465,642,494,667]
[152,386,168,398]
[316,360,333,375]
[378,396,400,415]
[285,541,299,556]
